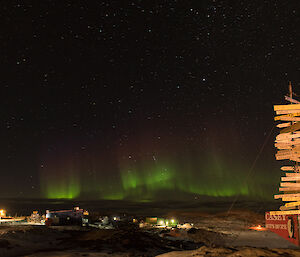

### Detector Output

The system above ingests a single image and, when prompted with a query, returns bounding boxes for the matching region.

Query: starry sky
[1,1,299,200]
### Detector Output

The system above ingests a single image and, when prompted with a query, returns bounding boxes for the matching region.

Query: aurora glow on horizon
[39,143,278,201]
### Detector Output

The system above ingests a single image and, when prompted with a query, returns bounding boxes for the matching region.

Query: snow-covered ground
[0,202,300,256]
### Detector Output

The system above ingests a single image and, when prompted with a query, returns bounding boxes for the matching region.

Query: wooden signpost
[277,122,291,128]
[281,176,300,181]
[274,193,300,199]
[280,122,300,134]
[270,83,300,216]
[281,166,296,171]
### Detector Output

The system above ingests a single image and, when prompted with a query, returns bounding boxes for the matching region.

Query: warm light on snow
[249,225,267,231]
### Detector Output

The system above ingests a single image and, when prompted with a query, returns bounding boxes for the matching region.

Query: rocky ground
[0,209,300,257]
[0,225,202,257]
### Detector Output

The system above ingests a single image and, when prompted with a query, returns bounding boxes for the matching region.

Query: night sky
[1,1,299,200]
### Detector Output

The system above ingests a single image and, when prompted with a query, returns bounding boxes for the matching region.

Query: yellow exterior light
[0,209,6,217]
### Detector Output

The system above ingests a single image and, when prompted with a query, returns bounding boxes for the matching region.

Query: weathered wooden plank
[276,142,300,149]
[275,144,293,149]
[276,133,292,140]
[275,114,300,121]
[282,196,300,200]
[281,197,300,201]
[276,155,296,160]
[275,137,300,143]
[284,96,300,104]
[276,133,289,140]
[276,152,300,157]
[280,205,296,210]
[281,166,295,171]
[275,139,300,144]
[275,139,300,145]
[285,157,299,162]
[276,151,300,158]
[275,143,300,149]
[287,158,300,162]
[276,142,299,146]
[274,104,300,111]
[275,154,300,161]
[281,176,300,181]
[276,149,300,155]
[285,172,300,176]
[276,156,300,162]
[277,110,300,115]
[279,187,300,191]
[276,132,300,140]
[275,116,300,122]
[281,122,300,134]
[285,201,300,207]
[276,150,289,156]
[277,122,292,128]
[277,111,300,116]
[275,139,292,144]
[274,193,300,199]
[275,155,300,162]
[270,210,300,215]
[275,113,300,119]
[281,182,300,188]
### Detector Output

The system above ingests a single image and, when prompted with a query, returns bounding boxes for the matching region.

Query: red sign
[265,212,299,246]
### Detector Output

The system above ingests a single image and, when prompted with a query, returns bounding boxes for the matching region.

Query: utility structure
[266,82,300,245]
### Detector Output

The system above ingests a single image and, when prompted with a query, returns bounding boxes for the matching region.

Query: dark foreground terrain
[0,199,300,256]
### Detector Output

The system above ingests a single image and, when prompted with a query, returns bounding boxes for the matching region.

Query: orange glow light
[249,225,267,231]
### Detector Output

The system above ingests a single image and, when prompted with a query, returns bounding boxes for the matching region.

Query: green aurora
[44,177,80,199]
[39,151,278,201]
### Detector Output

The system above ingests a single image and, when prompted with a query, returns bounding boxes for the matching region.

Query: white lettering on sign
[265,213,286,221]
[266,224,287,230]
[276,224,287,229]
